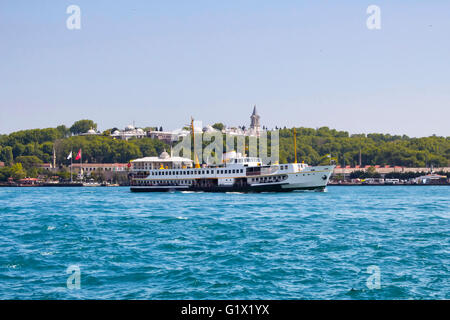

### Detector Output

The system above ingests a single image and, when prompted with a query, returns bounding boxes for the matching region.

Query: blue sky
[1,1,449,136]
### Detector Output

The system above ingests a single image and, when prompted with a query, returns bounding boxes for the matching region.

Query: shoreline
[328,183,449,186]
[0,184,448,188]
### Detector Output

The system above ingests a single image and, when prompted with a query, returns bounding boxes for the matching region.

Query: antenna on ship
[191,117,200,168]
[293,127,297,164]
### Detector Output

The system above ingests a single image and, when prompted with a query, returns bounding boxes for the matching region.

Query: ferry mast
[191,117,200,168]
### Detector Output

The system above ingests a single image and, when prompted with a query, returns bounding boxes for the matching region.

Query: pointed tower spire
[250,105,261,137]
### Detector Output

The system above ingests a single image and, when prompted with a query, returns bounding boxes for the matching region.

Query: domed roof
[87,128,96,134]
[159,150,170,159]
[203,125,217,133]
[137,128,144,133]
[113,130,120,134]
[125,124,135,131]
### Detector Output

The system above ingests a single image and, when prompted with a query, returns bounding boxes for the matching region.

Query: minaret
[250,105,261,136]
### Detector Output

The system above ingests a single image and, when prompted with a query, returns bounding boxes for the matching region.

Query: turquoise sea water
[0,186,448,300]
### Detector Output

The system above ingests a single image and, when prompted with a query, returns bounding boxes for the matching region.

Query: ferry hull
[130,184,326,193]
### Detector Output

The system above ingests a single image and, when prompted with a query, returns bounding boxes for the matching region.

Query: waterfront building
[79,128,101,136]
[147,130,183,144]
[17,178,39,185]
[414,174,448,185]
[70,163,129,175]
[111,125,146,140]
[69,163,129,181]
[224,126,246,136]
[132,150,193,171]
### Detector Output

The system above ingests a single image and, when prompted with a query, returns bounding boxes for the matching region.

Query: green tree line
[1,123,449,181]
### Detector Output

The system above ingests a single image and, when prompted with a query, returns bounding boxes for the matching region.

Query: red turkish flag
[75,149,82,161]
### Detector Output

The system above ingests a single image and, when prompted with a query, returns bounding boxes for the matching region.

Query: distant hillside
[277,127,449,167]
[0,124,449,169]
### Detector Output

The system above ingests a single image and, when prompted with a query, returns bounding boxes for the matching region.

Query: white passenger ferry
[129,150,334,193]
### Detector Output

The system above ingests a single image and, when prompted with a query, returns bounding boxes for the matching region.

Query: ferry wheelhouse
[129,150,334,192]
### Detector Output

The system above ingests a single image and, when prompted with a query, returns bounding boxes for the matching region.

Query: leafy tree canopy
[212,123,225,131]
[0,124,448,168]
[70,119,97,135]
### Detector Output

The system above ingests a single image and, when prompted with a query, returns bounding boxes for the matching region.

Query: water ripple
[0,186,448,299]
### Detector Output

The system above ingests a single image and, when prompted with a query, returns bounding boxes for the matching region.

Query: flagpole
[70,151,73,183]
[80,149,83,181]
